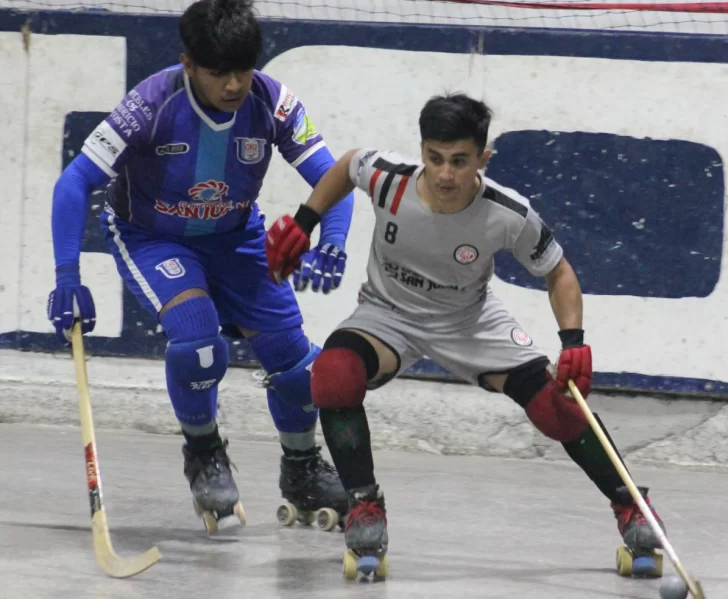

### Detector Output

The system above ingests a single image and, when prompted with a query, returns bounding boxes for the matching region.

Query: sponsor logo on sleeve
[292,108,318,145]
[84,121,127,167]
[274,85,298,121]
[529,224,555,262]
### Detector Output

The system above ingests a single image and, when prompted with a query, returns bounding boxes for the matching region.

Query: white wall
[260,46,728,383]
[2,31,727,390]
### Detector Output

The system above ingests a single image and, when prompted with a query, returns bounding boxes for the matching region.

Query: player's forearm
[52,155,109,280]
[545,258,583,330]
[304,149,358,217]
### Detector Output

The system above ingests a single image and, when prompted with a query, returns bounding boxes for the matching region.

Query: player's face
[420,139,489,205]
[182,55,254,112]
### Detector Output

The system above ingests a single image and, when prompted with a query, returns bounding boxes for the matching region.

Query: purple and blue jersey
[81,65,330,237]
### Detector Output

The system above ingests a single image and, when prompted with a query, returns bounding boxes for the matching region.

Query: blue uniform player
[47,0,352,533]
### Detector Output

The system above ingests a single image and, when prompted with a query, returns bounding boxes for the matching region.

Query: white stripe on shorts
[106,213,162,312]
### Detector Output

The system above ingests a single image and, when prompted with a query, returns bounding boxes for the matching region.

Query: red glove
[556,329,592,398]
[265,205,321,282]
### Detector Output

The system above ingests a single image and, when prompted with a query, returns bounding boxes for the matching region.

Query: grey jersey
[348,148,564,324]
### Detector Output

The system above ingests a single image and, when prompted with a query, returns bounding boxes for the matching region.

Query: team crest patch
[155,258,186,279]
[511,328,533,347]
[188,180,229,202]
[234,137,266,165]
[453,244,479,265]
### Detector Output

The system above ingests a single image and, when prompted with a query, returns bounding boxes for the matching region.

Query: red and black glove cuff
[294,204,322,236]
[558,328,584,349]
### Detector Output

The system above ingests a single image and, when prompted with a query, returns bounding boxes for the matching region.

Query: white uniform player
[266,93,665,582]
[338,147,562,386]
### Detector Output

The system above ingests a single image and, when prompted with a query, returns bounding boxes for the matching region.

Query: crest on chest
[234,137,267,165]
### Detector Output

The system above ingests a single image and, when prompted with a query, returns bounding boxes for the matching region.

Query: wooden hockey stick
[71,322,162,578]
[568,380,706,599]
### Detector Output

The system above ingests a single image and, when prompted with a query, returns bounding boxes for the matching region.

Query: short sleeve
[511,208,564,276]
[272,84,326,167]
[348,148,384,193]
[81,79,158,177]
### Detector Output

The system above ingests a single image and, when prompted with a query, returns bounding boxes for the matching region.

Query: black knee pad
[501,357,551,409]
[323,329,380,381]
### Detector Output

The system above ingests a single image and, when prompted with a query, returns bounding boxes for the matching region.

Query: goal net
[0,0,727,34]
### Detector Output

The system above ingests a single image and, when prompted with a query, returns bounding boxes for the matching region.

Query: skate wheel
[277,501,299,527]
[374,553,389,580]
[357,555,380,575]
[616,546,633,577]
[343,550,358,580]
[202,511,219,534]
[633,551,663,578]
[234,502,247,527]
[316,508,339,532]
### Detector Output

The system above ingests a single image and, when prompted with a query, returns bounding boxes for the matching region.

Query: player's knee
[165,335,228,391]
[504,360,588,443]
[264,339,321,411]
[161,296,228,390]
[312,330,379,410]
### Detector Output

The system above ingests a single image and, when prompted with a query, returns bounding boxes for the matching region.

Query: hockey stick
[71,322,162,578]
[567,380,706,599]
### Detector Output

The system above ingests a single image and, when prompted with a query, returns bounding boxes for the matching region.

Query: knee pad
[312,330,379,410]
[165,335,229,391]
[161,296,228,391]
[264,342,320,411]
[523,376,588,443]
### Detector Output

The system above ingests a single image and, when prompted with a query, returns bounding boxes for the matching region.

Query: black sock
[319,405,375,490]
[562,413,628,504]
[183,425,222,453]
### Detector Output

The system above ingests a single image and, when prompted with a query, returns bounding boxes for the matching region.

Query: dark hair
[419,93,492,152]
[179,0,261,72]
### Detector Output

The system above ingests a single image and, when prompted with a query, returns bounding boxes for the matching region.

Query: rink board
[0,9,727,396]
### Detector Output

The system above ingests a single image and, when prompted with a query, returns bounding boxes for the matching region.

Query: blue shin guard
[162,297,228,427]
[247,328,320,434]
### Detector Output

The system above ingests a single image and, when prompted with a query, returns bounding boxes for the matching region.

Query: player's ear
[480,148,492,170]
[179,53,194,76]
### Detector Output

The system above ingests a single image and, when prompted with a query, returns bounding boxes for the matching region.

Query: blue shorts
[100,204,303,333]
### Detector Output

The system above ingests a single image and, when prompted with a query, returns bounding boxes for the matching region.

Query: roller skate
[342,484,389,582]
[612,486,664,578]
[183,438,246,534]
[276,447,348,532]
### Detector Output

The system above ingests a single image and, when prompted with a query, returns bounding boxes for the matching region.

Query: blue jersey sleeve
[295,146,354,248]
[52,153,111,275]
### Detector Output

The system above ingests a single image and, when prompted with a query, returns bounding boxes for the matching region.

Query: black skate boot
[183,438,246,534]
[342,484,389,581]
[612,485,665,578]
[276,446,349,532]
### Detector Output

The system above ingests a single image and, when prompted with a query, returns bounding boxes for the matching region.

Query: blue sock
[161,297,228,436]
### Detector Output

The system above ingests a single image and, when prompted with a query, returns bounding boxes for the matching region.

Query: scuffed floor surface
[0,423,725,599]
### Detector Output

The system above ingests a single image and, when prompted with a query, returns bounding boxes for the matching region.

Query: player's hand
[293,241,347,294]
[556,329,592,398]
[266,206,322,283]
[47,264,96,345]
[265,215,311,282]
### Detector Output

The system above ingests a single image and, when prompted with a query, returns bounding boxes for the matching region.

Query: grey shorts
[334,291,549,388]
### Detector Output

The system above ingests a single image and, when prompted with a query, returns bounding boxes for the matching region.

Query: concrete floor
[0,423,725,599]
